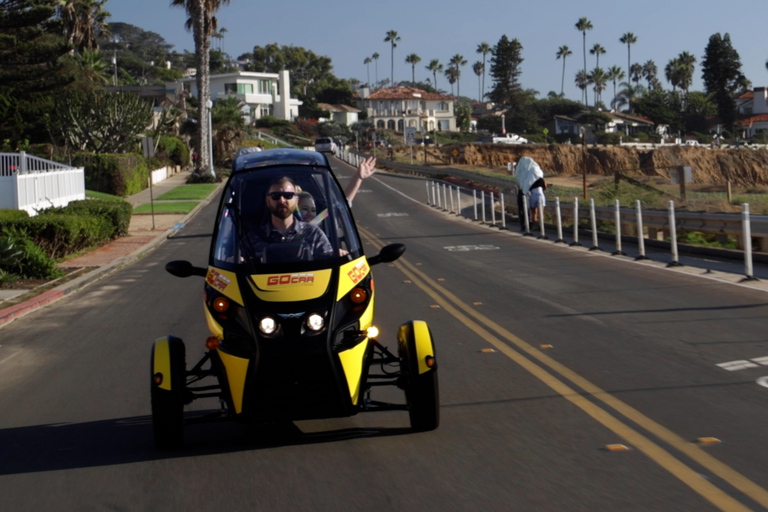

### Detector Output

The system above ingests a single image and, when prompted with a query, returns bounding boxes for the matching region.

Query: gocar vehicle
[151,148,439,448]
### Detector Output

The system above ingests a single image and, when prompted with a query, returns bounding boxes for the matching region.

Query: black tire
[151,336,186,449]
[398,322,439,432]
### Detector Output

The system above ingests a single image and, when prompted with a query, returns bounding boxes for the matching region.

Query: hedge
[0,209,30,221]
[74,153,149,197]
[2,214,114,260]
[55,198,133,238]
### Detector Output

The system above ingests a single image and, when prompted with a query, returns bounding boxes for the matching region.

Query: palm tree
[556,45,572,96]
[665,58,684,92]
[677,51,696,96]
[589,67,607,106]
[444,67,458,96]
[589,43,606,68]
[642,60,658,90]
[575,70,589,107]
[615,81,645,113]
[364,56,372,86]
[57,0,112,53]
[575,17,593,104]
[449,54,467,98]
[629,62,643,85]
[607,65,625,109]
[619,32,637,84]
[405,53,421,84]
[472,61,484,102]
[384,30,400,86]
[172,0,232,176]
[372,52,380,88]
[476,42,492,101]
[426,59,443,92]
[78,49,110,85]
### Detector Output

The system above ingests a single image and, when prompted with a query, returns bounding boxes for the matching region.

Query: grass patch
[154,184,217,201]
[86,190,123,201]
[133,201,199,214]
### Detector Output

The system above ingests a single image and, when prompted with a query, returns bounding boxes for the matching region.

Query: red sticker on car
[347,261,369,285]
[206,269,231,291]
[266,273,315,286]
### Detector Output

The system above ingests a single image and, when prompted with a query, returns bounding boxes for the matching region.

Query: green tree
[476,41,492,101]
[589,67,607,107]
[589,42,605,68]
[472,61,484,102]
[630,62,643,85]
[642,60,659,91]
[426,58,443,92]
[405,53,420,84]
[0,0,74,147]
[632,89,683,133]
[701,33,745,129]
[574,69,589,107]
[488,35,523,107]
[449,54,467,98]
[455,103,471,132]
[556,45,572,97]
[575,17,593,104]
[171,0,232,176]
[607,65,625,110]
[211,95,246,165]
[619,32,637,86]
[56,0,111,53]
[384,29,400,85]
[52,90,153,153]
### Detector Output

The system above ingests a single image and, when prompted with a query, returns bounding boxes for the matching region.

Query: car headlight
[306,312,325,332]
[259,316,278,335]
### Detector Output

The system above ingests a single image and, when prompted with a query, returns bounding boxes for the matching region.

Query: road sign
[405,127,416,146]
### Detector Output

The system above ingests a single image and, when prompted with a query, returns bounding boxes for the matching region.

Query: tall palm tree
[57,0,111,53]
[472,61,484,102]
[556,45,572,96]
[619,32,637,84]
[372,52,380,88]
[629,62,643,85]
[172,0,232,175]
[665,58,683,92]
[364,56,372,86]
[607,65,625,110]
[384,30,400,86]
[642,60,658,90]
[405,53,421,84]
[426,59,443,92]
[444,67,458,96]
[476,42,492,101]
[589,43,606,68]
[677,51,696,96]
[449,54,467,98]
[589,67,607,106]
[575,17,593,104]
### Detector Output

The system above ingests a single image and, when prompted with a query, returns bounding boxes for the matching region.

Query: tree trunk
[192,0,211,175]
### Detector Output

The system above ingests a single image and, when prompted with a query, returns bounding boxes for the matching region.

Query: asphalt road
[2,156,768,511]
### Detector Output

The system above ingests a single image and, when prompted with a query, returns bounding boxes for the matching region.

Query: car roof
[232,148,330,174]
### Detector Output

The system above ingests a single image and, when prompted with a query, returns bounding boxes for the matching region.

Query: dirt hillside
[442,144,768,187]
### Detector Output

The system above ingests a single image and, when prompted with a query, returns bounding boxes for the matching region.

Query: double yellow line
[361,226,768,512]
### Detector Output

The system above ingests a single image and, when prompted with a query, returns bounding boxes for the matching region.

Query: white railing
[0,153,85,215]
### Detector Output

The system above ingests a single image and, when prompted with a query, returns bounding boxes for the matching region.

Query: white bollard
[537,203,547,239]
[500,193,506,229]
[613,199,625,255]
[635,200,648,260]
[456,187,462,217]
[490,192,497,226]
[589,198,600,251]
[450,186,455,213]
[473,190,478,220]
[442,184,448,211]
[742,203,755,280]
[481,191,486,223]
[668,200,681,266]
[425,181,431,205]
[431,181,437,206]
[570,197,581,246]
[523,194,532,235]
[555,197,564,243]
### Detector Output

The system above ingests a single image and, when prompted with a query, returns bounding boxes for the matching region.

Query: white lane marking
[751,356,768,366]
[757,376,768,389]
[0,351,20,366]
[377,213,409,218]
[356,189,372,193]
[717,360,760,371]
[444,245,500,252]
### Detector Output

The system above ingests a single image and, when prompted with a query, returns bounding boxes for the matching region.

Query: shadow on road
[0,414,412,475]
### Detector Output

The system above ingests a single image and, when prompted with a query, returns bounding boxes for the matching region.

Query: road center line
[361,226,765,511]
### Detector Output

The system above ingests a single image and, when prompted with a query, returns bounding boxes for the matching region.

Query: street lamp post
[206,99,215,177]
[501,113,506,135]
[112,50,117,86]
[402,111,406,144]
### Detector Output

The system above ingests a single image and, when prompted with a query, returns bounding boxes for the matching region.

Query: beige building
[357,87,456,132]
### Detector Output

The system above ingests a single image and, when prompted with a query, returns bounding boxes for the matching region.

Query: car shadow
[0,414,412,475]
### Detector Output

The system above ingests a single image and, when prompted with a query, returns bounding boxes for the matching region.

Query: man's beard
[270,202,293,220]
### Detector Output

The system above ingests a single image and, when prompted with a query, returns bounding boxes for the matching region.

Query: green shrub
[3,215,113,259]
[596,132,623,145]
[0,209,30,221]
[0,230,62,279]
[157,135,190,167]
[54,198,132,238]
[74,153,149,197]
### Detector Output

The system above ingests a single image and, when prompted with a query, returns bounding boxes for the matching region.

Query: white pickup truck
[492,133,528,144]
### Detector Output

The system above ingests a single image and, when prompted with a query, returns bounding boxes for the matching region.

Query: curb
[0,183,223,329]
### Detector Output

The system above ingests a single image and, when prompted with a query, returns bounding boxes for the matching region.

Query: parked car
[492,133,528,145]
[314,137,338,154]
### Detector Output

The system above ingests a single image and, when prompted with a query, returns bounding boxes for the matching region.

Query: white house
[176,70,302,123]
[735,87,768,137]
[357,87,456,132]
[317,103,360,126]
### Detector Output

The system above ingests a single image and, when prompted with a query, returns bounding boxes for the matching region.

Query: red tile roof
[736,113,768,125]
[364,87,453,101]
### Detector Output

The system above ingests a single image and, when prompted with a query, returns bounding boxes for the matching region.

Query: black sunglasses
[268,191,296,200]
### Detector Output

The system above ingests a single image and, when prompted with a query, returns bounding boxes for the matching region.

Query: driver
[248,176,333,261]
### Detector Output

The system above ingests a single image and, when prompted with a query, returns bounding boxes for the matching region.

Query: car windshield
[211,165,362,270]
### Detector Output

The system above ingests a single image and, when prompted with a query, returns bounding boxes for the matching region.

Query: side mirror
[165,260,207,278]
[368,243,406,266]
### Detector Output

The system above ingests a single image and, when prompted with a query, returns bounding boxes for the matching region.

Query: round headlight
[306,313,325,331]
[259,316,278,335]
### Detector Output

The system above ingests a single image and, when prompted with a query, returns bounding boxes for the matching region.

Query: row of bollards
[425,180,757,281]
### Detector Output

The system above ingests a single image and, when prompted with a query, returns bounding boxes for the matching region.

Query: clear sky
[107,0,768,103]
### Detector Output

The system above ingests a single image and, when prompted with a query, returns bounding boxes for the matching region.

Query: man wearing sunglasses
[250,176,333,262]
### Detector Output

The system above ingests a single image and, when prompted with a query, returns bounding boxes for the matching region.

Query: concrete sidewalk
[0,169,221,328]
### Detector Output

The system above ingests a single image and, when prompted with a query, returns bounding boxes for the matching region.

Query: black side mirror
[368,243,406,266]
[165,260,207,278]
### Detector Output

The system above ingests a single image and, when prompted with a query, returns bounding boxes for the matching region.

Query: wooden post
[679,166,686,201]
[727,181,732,204]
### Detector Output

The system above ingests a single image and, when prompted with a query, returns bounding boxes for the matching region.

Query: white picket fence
[0,152,85,216]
